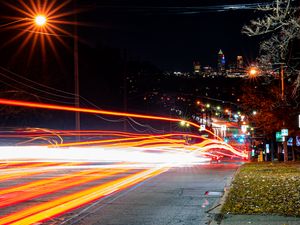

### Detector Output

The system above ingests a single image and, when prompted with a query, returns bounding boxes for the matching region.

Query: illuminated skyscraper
[217,49,226,73]
[236,56,244,69]
[193,61,201,74]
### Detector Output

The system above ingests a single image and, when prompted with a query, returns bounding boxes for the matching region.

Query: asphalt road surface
[0,161,240,225]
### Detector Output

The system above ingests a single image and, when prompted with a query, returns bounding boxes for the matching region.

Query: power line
[93,2,272,14]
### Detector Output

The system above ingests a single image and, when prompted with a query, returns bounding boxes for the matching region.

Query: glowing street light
[180,121,186,126]
[34,15,47,26]
[4,0,80,138]
[248,67,259,77]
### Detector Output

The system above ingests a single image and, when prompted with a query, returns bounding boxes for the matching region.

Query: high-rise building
[236,56,244,69]
[217,49,226,73]
[193,61,201,74]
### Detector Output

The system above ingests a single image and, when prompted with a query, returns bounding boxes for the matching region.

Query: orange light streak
[102,137,185,148]
[54,133,177,147]
[0,167,168,225]
[122,139,185,148]
[0,162,85,183]
[0,168,129,208]
[0,162,62,172]
[53,132,208,148]
[0,130,145,139]
[0,98,199,127]
[0,165,124,196]
[193,139,248,158]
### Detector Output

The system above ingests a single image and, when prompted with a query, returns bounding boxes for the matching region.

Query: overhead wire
[93,2,272,14]
[0,66,167,132]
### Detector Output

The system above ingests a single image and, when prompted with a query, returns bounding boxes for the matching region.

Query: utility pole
[74,0,80,141]
[280,63,285,101]
[123,49,127,132]
[280,62,288,162]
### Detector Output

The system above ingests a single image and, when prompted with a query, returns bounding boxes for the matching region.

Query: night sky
[0,0,267,112]
[0,0,266,72]
[78,0,264,71]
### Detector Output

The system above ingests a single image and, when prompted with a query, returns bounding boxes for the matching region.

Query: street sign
[265,144,270,154]
[287,137,293,146]
[221,125,227,131]
[276,132,283,142]
[241,125,248,133]
[199,125,206,131]
[281,129,288,136]
[296,136,300,146]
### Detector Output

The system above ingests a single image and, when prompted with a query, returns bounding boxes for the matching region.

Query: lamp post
[73,1,80,140]
[280,63,285,101]
[33,13,82,139]
[33,12,81,139]
[18,12,81,141]
[280,62,287,161]
[3,1,81,139]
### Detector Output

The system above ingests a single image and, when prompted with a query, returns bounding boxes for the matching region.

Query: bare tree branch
[242,0,300,94]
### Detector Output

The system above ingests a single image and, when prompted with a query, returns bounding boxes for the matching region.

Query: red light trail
[0,98,248,224]
[0,98,191,124]
[0,163,168,225]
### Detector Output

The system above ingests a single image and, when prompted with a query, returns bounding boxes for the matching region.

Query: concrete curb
[208,164,243,225]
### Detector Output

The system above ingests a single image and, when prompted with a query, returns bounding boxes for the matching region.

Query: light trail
[0,168,130,208]
[54,133,184,147]
[193,139,248,158]
[0,98,227,142]
[0,131,247,162]
[0,162,85,182]
[0,98,193,124]
[1,162,60,171]
[0,99,248,223]
[0,166,167,225]
[0,132,247,223]
[0,164,125,191]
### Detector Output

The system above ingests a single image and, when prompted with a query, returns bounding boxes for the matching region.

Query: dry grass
[222,162,300,217]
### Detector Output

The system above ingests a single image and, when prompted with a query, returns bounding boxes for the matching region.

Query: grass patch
[222,162,300,217]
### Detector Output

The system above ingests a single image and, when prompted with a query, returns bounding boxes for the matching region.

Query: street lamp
[248,67,259,77]
[4,1,80,138]
[33,13,80,137]
[34,15,47,26]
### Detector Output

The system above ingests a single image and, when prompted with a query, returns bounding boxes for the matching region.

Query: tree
[240,80,297,135]
[241,0,300,161]
[242,0,300,95]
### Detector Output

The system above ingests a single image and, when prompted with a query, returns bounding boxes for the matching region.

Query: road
[0,160,240,225]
